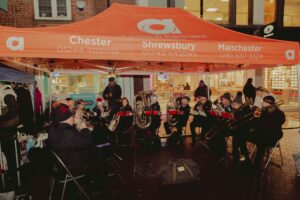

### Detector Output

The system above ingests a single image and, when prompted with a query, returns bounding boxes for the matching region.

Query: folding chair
[264,141,283,169]
[49,150,91,200]
[249,140,283,169]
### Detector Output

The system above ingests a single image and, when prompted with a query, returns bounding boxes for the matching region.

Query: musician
[49,105,108,190]
[103,77,122,108]
[91,98,112,144]
[65,98,75,112]
[247,95,285,169]
[208,92,233,157]
[164,96,190,144]
[149,94,161,135]
[190,95,212,145]
[230,92,252,165]
[253,87,275,108]
[115,97,134,145]
[220,92,233,112]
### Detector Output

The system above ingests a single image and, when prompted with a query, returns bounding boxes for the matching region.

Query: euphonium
[134,91,152,129]
[107,113,120,132]
[166,95,182,126]
[100,103,111,119]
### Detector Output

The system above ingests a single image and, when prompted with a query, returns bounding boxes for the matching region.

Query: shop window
[264,0,276,24]
[34,0,71,20]
[203,0,229,24]
[175,0,201,17]
[137,0,168,7]
[236,0,248,25]
[148,0,168,7]
[264,66,299,107]
[175,0,229,24]
[284,0,300,27]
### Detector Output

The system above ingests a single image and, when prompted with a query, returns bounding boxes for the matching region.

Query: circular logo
[264,25,274,34]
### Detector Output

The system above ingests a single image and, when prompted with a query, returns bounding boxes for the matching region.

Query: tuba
[134,91,152,129]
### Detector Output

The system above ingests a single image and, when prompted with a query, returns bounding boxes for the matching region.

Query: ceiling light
[215,17,223,21]
[221,0,229,2]
[206,8,218,12]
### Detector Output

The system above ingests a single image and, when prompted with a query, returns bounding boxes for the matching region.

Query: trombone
[228,99,284,130]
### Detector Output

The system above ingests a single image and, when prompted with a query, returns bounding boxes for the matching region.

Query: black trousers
[232,131,250,162]
[164,122,184,136]
[246,132,278,167]
[190,120,199,144]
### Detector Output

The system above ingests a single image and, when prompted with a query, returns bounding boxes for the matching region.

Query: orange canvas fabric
[0,3,298,72]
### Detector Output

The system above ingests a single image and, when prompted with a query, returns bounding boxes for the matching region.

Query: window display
[264,65,298,106]
[51,73,107,97]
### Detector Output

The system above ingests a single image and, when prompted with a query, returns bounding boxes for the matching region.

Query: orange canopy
[0,3,299,73]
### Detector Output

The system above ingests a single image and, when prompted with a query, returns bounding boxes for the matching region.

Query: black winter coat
[192,101,212,125]
[103,84,122,107]
[150,102,161,129]
[252,108,285,146]
[116,105,133,131]
[15,87,34,132]
[177,105,191,127]
[48,123,93,174]
[243,83,256,99]
[194,85,212,98]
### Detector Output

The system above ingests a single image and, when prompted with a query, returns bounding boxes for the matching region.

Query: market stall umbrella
[0,3,298,73]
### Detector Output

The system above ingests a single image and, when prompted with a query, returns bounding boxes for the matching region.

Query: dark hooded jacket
[48,123,92,174]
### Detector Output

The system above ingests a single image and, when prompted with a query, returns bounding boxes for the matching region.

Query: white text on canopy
[142,41,196,51]
[69,36,112,46]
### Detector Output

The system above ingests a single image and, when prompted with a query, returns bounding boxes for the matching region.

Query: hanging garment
[15,86,34,133]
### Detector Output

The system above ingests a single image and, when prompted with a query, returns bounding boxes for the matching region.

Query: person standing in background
[243,78,256,105]
[103,77,122,108]
[184,82,191,90]
[194,80,211,100]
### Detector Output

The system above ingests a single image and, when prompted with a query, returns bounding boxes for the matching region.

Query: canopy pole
[205,72,210,100]
[49,71,53,115]
[297,64,300,131]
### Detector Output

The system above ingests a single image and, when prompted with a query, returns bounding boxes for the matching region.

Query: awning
[0,3,298,73]
[0,63,34,83]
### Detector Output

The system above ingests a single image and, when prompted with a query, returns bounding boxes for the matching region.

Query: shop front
[149,65,299,112]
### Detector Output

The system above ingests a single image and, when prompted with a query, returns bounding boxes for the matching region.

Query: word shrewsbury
[142,41,197,51]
